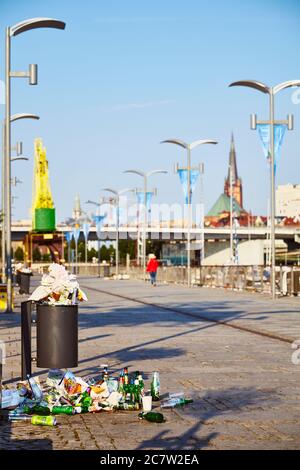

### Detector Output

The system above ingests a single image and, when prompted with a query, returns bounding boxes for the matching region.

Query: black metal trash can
[36,304,78,369]
[19,272,32,294]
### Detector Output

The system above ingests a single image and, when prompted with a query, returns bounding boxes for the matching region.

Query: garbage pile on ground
[2,367,193,426]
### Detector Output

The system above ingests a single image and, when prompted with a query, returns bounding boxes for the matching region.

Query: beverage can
[31,415,57,426]
[51,406,75,415]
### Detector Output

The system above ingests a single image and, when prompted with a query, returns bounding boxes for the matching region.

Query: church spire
[227,132,238,182]
[72,194,82,220]
[224,133,243,208]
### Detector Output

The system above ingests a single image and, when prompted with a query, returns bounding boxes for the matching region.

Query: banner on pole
[65,232,72,244]
[82,222,90,242]
[257,124,287,174]
[72,226,81,243]
[93,215,106,240]
[178,169,199,204]
[136,191,153,208]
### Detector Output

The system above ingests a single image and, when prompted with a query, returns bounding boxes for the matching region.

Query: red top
[146,259,159,272]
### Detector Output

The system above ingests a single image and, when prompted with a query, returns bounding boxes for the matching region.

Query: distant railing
[29,262,300,296]
[118,265,300,296]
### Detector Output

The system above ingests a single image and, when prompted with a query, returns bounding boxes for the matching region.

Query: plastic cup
[142,396,152,412]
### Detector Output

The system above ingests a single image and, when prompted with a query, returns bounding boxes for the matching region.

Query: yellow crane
[32,138,56,232]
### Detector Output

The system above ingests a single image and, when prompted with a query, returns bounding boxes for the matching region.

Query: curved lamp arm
[10,113,40,123]
[123,169,145,179]
[11,157,29,162]
[146,170,168,177]
[273,80,300,95]
[118,188,136,196]
[102,188,118,196]
[229,80,270,94]
[86,200,100,207]
[160,139,187,149]
[189,140,218,150]
[10,17,66,37]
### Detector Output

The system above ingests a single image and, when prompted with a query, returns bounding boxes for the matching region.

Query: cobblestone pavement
[1,277,300,450]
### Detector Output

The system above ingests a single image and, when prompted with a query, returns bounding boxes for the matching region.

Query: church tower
[224,133,243,208]
[72,194,82,220]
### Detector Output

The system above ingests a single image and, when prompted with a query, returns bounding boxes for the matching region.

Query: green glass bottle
[123,367,129,385]
[138,411,165,423]
[114,402,140,411]
[161,398,194,408]
[51,406,75,415]
[138,374,145,402]
[22,405,50,416]
[134,379,140,404]
[118,374,124,395]
[174,398,193,407]
[151,372,160,401]
[80,388,93,408]
[102,366,109,382]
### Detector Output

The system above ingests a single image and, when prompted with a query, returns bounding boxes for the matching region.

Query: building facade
[276,184,300,217]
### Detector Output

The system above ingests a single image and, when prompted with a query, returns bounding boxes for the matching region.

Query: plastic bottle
[9,414,31,422]
[138,411,165,423]
[27,375,43,402]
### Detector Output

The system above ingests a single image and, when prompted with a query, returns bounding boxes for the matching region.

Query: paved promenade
[1,277,300,450]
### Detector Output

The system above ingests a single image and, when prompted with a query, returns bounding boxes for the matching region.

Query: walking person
[146,254,159,286]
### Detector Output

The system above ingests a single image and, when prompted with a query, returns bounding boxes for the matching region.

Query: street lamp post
[102,188,135,277]
[1,113,39,283]
[123,170,167,281]
[229,163,233,262]
[229,80,300,299]
[161,139,217,288]
[4,17,65,312]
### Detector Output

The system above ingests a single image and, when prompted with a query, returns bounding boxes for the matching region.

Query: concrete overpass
[10,221,300,243]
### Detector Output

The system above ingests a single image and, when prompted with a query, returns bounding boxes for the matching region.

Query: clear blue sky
[1,0,300,222]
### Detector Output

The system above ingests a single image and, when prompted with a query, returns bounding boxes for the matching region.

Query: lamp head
[29,64,38,85]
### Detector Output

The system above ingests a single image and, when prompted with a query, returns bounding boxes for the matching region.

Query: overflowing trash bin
[14,263,32,294]
[2,262,194,427]
[22,263,88,372]
[18,271,32,295]
[36,304,78,368]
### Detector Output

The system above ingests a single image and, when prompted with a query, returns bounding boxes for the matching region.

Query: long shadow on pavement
[136,386,279,450]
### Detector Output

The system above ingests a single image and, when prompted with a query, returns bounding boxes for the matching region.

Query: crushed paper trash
[28,263,87,305]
